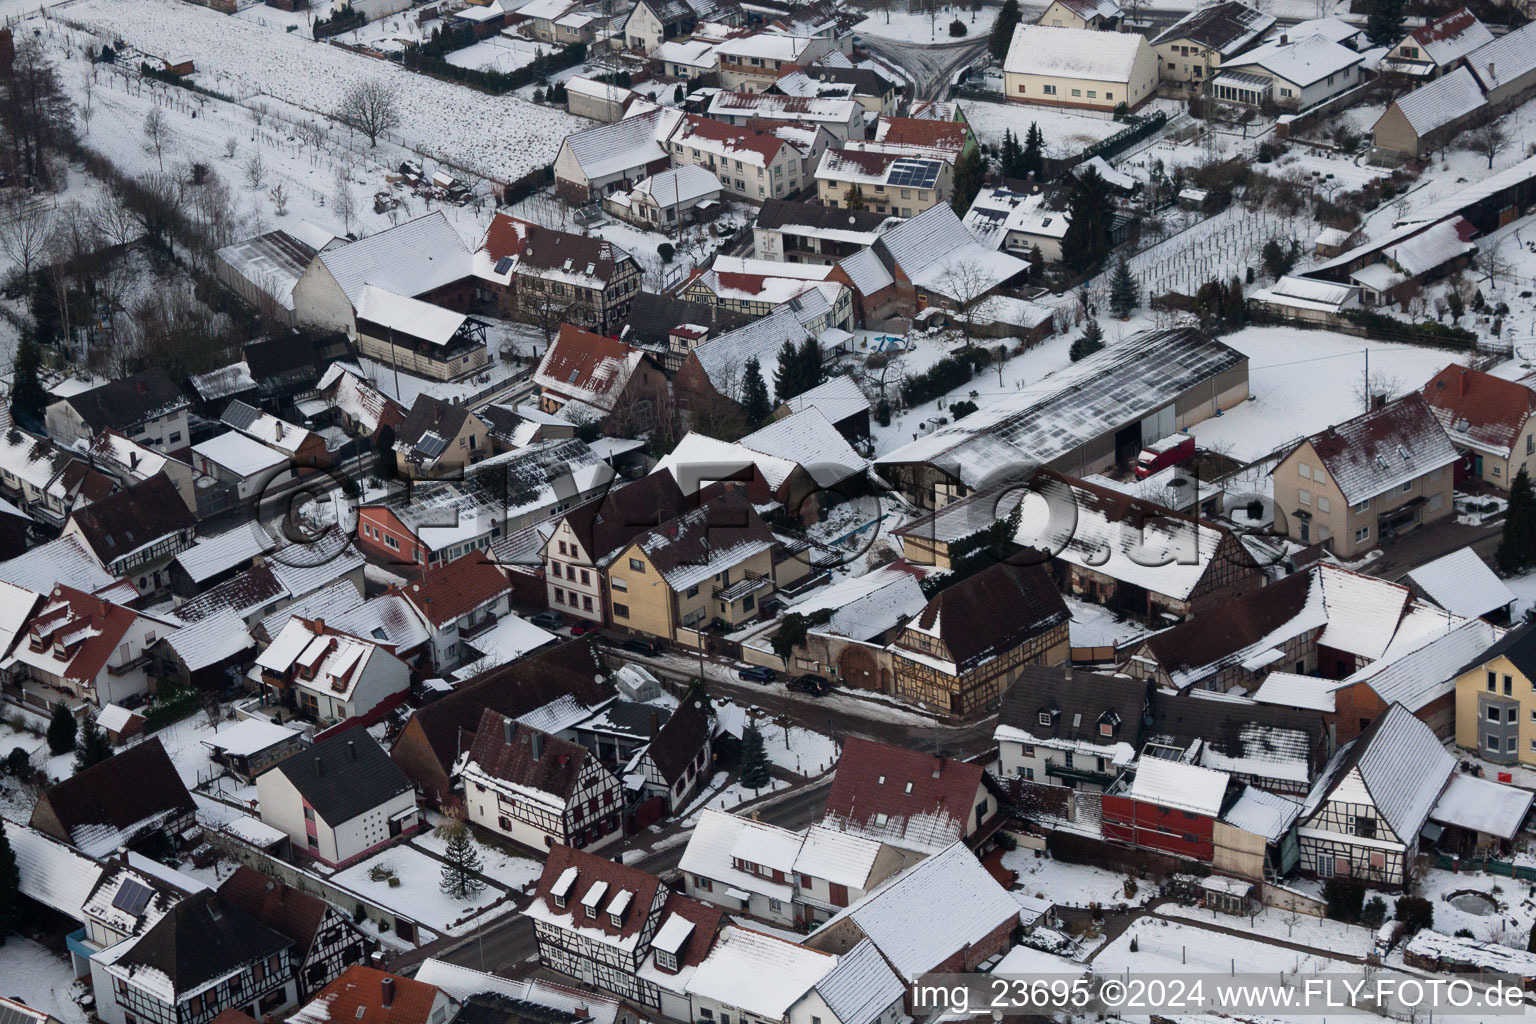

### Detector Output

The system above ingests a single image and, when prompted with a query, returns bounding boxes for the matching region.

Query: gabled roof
[534,325,649,414]
[1385,66,1487,137]
[688,306,818,398]
[555,470,689,567]
[996,665,1149,753]
[1004,23,1151,80]
[685,926,837,1019]
[1339,613,1502,712]
[823,737,983,852]
[7,585,163,689]
[403,551,511,628]
[632,164,723,208]
[4,815,106,919]
[900,561,1068,675]
[317,364,405,437]
[1421,364,1536,459]
[629,489,777,592]
[673,114,792,168]
[1466,20,1536,91]
[1405,7,1493,66]
[392,394,481,468]
[477,214,636,286]
[558,106,686,182]
[1128,757,1229,816]
[1221,33,1362,87]
[111,891,292,999]
[740,407,865,488]
[460,709,596,805]
[812,938,905,1024]
[1151,1,1275,54]
[1404,547,1516,620]
[781,374,870,425]
[316,211,472,309]
[257,617,398,704]
[814,842,1017,980]
[1292,394,1458,505]
[1302,702,1453,840]
[1047,0,1123,20]
[218,866,330,948]
[266,731,412,827]
[290,967,449,1024]
[52,368,188,432]
[68,475,194,566]
[786,563,927,644]
[645,690,712,785]
[1457,618,1536,683]
[1148,691,1327,786]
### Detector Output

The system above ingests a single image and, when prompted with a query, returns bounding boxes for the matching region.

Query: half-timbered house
[219,867,373,999]
[457,710,624,852]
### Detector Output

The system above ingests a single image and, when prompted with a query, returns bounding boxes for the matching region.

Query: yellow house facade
[1453,626,1536,765]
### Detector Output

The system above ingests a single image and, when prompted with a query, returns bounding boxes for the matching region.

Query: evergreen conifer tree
[47,701,75,755]
[739,724,772,790]
[438,822,488,900]
[73,711,111,775]
[0,818,18,945]
[1497,468,1536,574]
[989,0,1022,61]
[1109,257,1138,318]
[741,357,772,426]
[1070,319,1104,362]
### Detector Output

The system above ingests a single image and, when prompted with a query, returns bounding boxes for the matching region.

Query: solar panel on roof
[493,255,514,275]
[112,878,154,917]
[416,433,450,459]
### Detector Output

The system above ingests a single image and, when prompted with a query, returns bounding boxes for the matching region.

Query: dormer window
[876,774,885,785]
[655,949,678,971]
[1099,722,1114,737]
[1038,711,1052,727]
[610,912,623,928]
[554,893,567,909]
[903,781,913,794]
[585,903,597,918]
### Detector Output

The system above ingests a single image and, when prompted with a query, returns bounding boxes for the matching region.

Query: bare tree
[333,166,357,233]
[937,259,1000,349]
[224,136,239,159]
[1467,126,1507,170]
[336,79,400,148]
[79,75,95,137]
[248,101,268,129]
[0,198,54,304]
[1479,237,1514,289]
[90,195,139,249]
[269,183,289,216]
[244,153,266,190]
[143,107,172,171]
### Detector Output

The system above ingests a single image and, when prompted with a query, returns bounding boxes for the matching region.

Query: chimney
[931,754,942,778]
[649,710,661,738]
[313,618,325,635]
[532,732,545,760]
[119,849,130,866]
[347,740,357,760]
[275,421,284,441]
[1279,33,1287,43]
[381,977,395,1009]
[129,452,139,471]
[1371,390,1388,411]
[313,757,322,775]
[1489,60,1496,78]
[503,717,514,745]
[1458,368,1468,397]
[98,599,109,617]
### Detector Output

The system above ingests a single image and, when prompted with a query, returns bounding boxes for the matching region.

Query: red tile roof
[1422,364,1536,458]
[676,115,788,164]
[401,550,511,628]
[26,585,151,685]
[875,116,969,155]
[1412,6,1477,44]
[822,736,984,846]
[536,325,643,407]
[296,967,446,1024]
[463,707,593,801]
[218,866,330,947]
[479,214,631,281]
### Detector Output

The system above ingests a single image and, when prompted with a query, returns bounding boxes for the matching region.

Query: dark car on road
[788,674,830,696]
[530,611,566,630]
[737,665,776,683]
[621,638,664,657]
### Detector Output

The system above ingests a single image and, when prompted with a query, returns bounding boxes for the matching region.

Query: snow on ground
[1186,326,1463,463]
[1509,569,1536,620]
[0,938,89,1024]
[1125,201,1322,300]
[331,843,515,935]
[1004,849,1152,909]
[681,773,790,824]
[412,828,543,893]
[1098,915,1350,975]
[856,3,999,42]
[1415,866,1536,946]
[1064,595,1149,649]
[53,0,586,182]
[758,718,840,776]
[959,99,1123,160]
[1159,901,1378,959]
[446,36,556,74]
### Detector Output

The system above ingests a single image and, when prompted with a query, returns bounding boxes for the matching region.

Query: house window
[1489,671,1498,691]
[610,912,623,927]
[1099,722,1113,737]
[904,781,913,794]
[1506,675,1515,694]
[1071,89,1081,97]
[695,876,712,891]
[769,898,782,911]
[1354,526,1370,543]
[1488,706,1501,722]
[385,535,399,550]
[1300,463,1312,479]
[554,893,567,908]
[614,604,629,619]
[1042,85,1056,95]
[1511,736,1521,754]
[612,577,627,592]
[656,949,678,971]
[551,562,563,578]
[1022,767,1034,780]
[877,774,885,784]
[629,558,646,572]
[1318,496,1331,513]
[1038,711,1052,726]
[1298,489,1311,505]
[1351,499,1369,513]
[554,588,565,604]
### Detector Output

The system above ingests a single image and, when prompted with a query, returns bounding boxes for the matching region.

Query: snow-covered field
[447,36,555,74]
[1004,849,1153,908]
[0,939,89,1024]
[331,843,516,935]
[54,0,586,181]
[1186,326,1463,463]
[959,100,1123,160]
[412,828,543,893]
[855,3,999,42]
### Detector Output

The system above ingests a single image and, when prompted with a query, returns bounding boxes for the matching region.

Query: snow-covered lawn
[331,843,515,936]
[1003,849,1153,909]
[759,718,840,776]
[412,828,543,892]
[0,938,89,1024]
[1186,326,1464,462]
[959,100,1123,160]
[56,0,586,181]
[1159,901,1378,960]
[1064,596,1148,649]
[1098,915,1350,975]
[1415,867,1536,947]
[1509,569,1536,620]
[446,36,555,74]
[855,3,998,42]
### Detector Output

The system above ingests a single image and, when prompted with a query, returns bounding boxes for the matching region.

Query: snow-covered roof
[1315,565,1413,661]
[709,91,858,125]
[814,939,905,1024]
[876,327,1243,489]
[1128,758,1229,816]
[562,105,687,183]
[632,164,723,209]
[1252,671,1336,712]
[1386,66,1486,137]
[5,815,104,920]
[656,38,719,68]
[1409,7,1494,66]
[782,374,868,424]
[679,810,800,903]
[686,925,836,1018]
[836,247,894,296]
[356,285,468,346]
[1281,16,1360,44]
[1220,785,1302,841]
[1004,23,1148,81]
[740,407,865,488]
[877,203,1027,300]
[716,32,815,61]
[653,431,800,496]
[962,187,1071,249]
[1405,547,1516,619]
[317,211,472,309]
[174,527,277,585]
[1336,615,1502,713]
[1405,929,1536,975]
[162,609,252,671]
[450,613,559,680]
[1152,1,1275,54]
[820,842,1018,981]
[201,717,301,757]
[1430,773,1534,839]
[192,430,289,478]
[1306,703,1453,839]
[1250,275,1359,313]
[0,534,117,594]
[1294,394,1458,506]
[1466,20,1536,91]
[1400,156,1536,226]
[788,565,926,643]
[689,306,817,397]
[1222,34,1363,86]
[792,825,887,890]
[413,962,623,1024]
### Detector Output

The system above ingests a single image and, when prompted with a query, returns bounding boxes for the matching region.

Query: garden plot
[1003,850,1154,910]
[413,828,543,892]
[447,36,555,74]
[56,0,585,182]
[1124,202,1321,299]
[1185,326,1457,462]
[332,843,516,936]
[855,4,999,41]
[958,100,1123,160]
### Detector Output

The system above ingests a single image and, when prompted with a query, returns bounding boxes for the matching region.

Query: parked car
[621,638,663,657]
[737,665,776,683]
[570,622,594,636]
[530,611,566,630]
[788,674,830,696]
